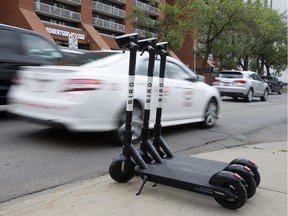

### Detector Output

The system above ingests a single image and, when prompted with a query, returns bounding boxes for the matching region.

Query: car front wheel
[260,89,268,101]
[200,99,218,128]
[245,89,253,102]
[114,102,143,145]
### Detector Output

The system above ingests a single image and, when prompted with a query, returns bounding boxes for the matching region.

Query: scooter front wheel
[109,159,135,183]
[214,182,247,210]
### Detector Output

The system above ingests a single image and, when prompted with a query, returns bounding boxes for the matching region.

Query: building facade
[0,0,206,81]
[0,0,164,50]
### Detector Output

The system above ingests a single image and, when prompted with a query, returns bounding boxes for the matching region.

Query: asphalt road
[0,93,287,203]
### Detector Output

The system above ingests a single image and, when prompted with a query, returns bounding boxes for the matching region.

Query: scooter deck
[135,156,228,194]
[166,155,228,173]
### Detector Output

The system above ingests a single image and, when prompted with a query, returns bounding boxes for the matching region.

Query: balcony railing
[106,0,126,5]
[56,0,82,6]
[135,28,158,38]
[34,2,81,22]
[135,0,159,16]
[92,2,126,19]
[134,17,159,29]
[92,18,125,33]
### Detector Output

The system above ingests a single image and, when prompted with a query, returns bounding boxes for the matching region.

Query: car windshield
[219,72,243,78]
[57,51,119,66]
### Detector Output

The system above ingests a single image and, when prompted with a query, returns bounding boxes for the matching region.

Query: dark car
[260,75,283,95]
[0,24,64,109]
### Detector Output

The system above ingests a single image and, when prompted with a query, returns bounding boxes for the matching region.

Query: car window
[21,33,63,60]
[165,62,191,80]
[0,29,19,55]
[272,77,279,82]
[136,59,160,77]
[253,73,262,81]
[248,74,253,80]
[219,72,243,78]
[57,52,119,66]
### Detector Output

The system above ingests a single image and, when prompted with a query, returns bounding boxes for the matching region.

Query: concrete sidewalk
[0,141,287,216]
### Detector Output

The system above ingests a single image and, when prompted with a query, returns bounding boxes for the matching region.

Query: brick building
[0,0,211,81]
[0,0,163,49]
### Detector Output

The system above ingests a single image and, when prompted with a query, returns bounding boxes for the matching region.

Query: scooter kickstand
[136,175,148,196]
[152,182,157,187]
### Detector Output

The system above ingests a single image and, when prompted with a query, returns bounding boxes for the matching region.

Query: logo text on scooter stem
[145,76,153,110]
[127,75,135,111]
[157,78,164,108]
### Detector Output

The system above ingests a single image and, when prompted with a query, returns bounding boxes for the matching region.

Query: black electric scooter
[135,38,163,165]
[109,35,260,210]
[109,33,148,183]
[109,36,165,183]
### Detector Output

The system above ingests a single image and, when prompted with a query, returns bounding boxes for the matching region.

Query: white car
[212,70,269,102]
[8,51,222,144]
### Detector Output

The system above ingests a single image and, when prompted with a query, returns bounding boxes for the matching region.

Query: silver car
[212,70,269,102]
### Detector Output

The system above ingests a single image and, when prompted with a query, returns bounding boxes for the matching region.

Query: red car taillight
[212,78,220,86]
[63,79,102,92]
[234,80,246,84]
[12,73,22,85]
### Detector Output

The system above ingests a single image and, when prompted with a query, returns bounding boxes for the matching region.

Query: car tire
[268,87,272,95]
[245,89,253,102]
[260,89,268,101]
[114,102,143,146]
[200,99,218,128]
[268,84,273,94]
[278,88,282,95]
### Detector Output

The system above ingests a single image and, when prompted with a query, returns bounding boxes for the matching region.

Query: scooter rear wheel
[214,182,247,210]
[109,160,135,183]
[251,169,261,187]
[241,174,256,199]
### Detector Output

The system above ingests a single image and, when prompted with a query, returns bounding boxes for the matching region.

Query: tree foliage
[128,0,287,75]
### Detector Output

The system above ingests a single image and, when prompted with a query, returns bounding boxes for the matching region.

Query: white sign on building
[69,33,78,49]
[46,27,85,40]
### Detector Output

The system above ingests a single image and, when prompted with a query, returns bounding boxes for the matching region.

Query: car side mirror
[196,75,205,82]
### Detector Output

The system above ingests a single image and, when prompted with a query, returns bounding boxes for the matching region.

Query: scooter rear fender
[224,164,254,179]
[230,158,259,170]
[209,170,243,186]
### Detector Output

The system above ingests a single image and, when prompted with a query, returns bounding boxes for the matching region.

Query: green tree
[250,8,288,75]
[198,0,287,74]
[128,0,288,75]
[126,0,194,51]
[187,0,249,74]
[126,6,158,39]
